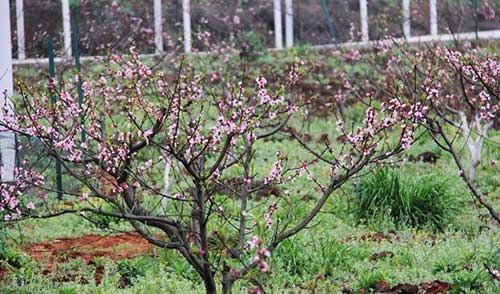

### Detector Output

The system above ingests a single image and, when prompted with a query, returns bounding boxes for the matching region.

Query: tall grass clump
[353,167,458,229]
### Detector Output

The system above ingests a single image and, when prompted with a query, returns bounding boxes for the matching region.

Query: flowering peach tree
[358,43,499,225]
[0,49,421,293]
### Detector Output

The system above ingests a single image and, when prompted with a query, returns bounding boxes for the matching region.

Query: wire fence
[7,0,500,63]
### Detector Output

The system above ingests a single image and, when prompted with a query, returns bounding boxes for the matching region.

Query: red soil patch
[361,280,453,294]
[27,233,152,264]
[26,233,153,283]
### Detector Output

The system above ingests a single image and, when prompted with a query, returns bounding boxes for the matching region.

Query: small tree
[0,49,420,293]
[361,43,500,224]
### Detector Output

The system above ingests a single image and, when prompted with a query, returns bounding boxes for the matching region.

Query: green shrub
[353,167,458,229]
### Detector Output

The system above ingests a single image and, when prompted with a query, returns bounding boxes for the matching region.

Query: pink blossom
[80,192,89,201]
[259,261,269,273]
[54,136,76,152]
[263,202,278,227]
[492,269,500,278]
[248,236,260,249]
[143,129,154,144]
[264,157,284,185]
[259,248,271,258]
[256,76,267,88]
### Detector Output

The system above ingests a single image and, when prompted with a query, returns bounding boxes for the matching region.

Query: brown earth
[27,232,152,265]
[359,279,453,294]
[24,232,153,284]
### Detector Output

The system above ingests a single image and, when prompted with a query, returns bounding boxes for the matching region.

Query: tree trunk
[204,276,218,294]
[222,264,232,294]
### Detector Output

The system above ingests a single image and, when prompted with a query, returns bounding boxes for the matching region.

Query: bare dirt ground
[27,232,152,263]
[25,233,153,284]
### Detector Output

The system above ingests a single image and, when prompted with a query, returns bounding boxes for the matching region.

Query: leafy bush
[353,167,458,229]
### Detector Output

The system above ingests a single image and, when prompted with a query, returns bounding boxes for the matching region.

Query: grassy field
[1,45,499,294]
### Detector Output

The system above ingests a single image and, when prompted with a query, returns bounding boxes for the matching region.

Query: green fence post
[320,0,338,43]
[47,36,64,200]
[473,0,479,41]
[72,20,86,143]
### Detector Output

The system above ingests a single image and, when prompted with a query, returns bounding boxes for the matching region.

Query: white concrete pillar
[403,0,411,38]
[62,0,72,58]
[273,0,283,50]
[285,0,293,48]
[183,0,191,53]
[16,0,26,60]
[154,0,164,54]
[430,0,438,35]
[0,0,16,182]
[360,0,369,42]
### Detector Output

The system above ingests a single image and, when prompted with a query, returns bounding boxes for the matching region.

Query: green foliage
[239,30,265,53]
[86,202,124,230]
[451,269,489,293]
[0,227,32,276]
[355,269,389,291]
[117,257,151,286]
[274,235,364,282]
[0,246,27,272]
[160,250,200,282]
[345,102,370,124]
[432,257,463,274]
[353,167,459,229]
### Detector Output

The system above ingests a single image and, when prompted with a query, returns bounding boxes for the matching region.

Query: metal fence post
[183,0,192,53]
[403,0,411,38]
[274,0,283,50]
[320,0,338,43]
[72,21,86,143]
[48,37,64,200]
[285,0,294,48]
[473,0,479,41]
[62,0,72,58]
[154,0,164,54]
[360,0,369,42]
[0,0,16,182]
[16,0,26,60]
[430,0,438,35]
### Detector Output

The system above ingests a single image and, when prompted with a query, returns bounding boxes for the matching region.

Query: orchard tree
[0,48,422,293]
[360,42,500,224]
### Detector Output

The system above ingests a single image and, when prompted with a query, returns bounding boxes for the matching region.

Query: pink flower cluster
[0,167,44,220]
[263,202,278,228]
[264,156,284,185]
[439,48,499,121]
[247,236,271,273]
[0,45,307,222]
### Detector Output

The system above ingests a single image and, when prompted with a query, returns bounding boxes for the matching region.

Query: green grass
[353,167,460,229]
